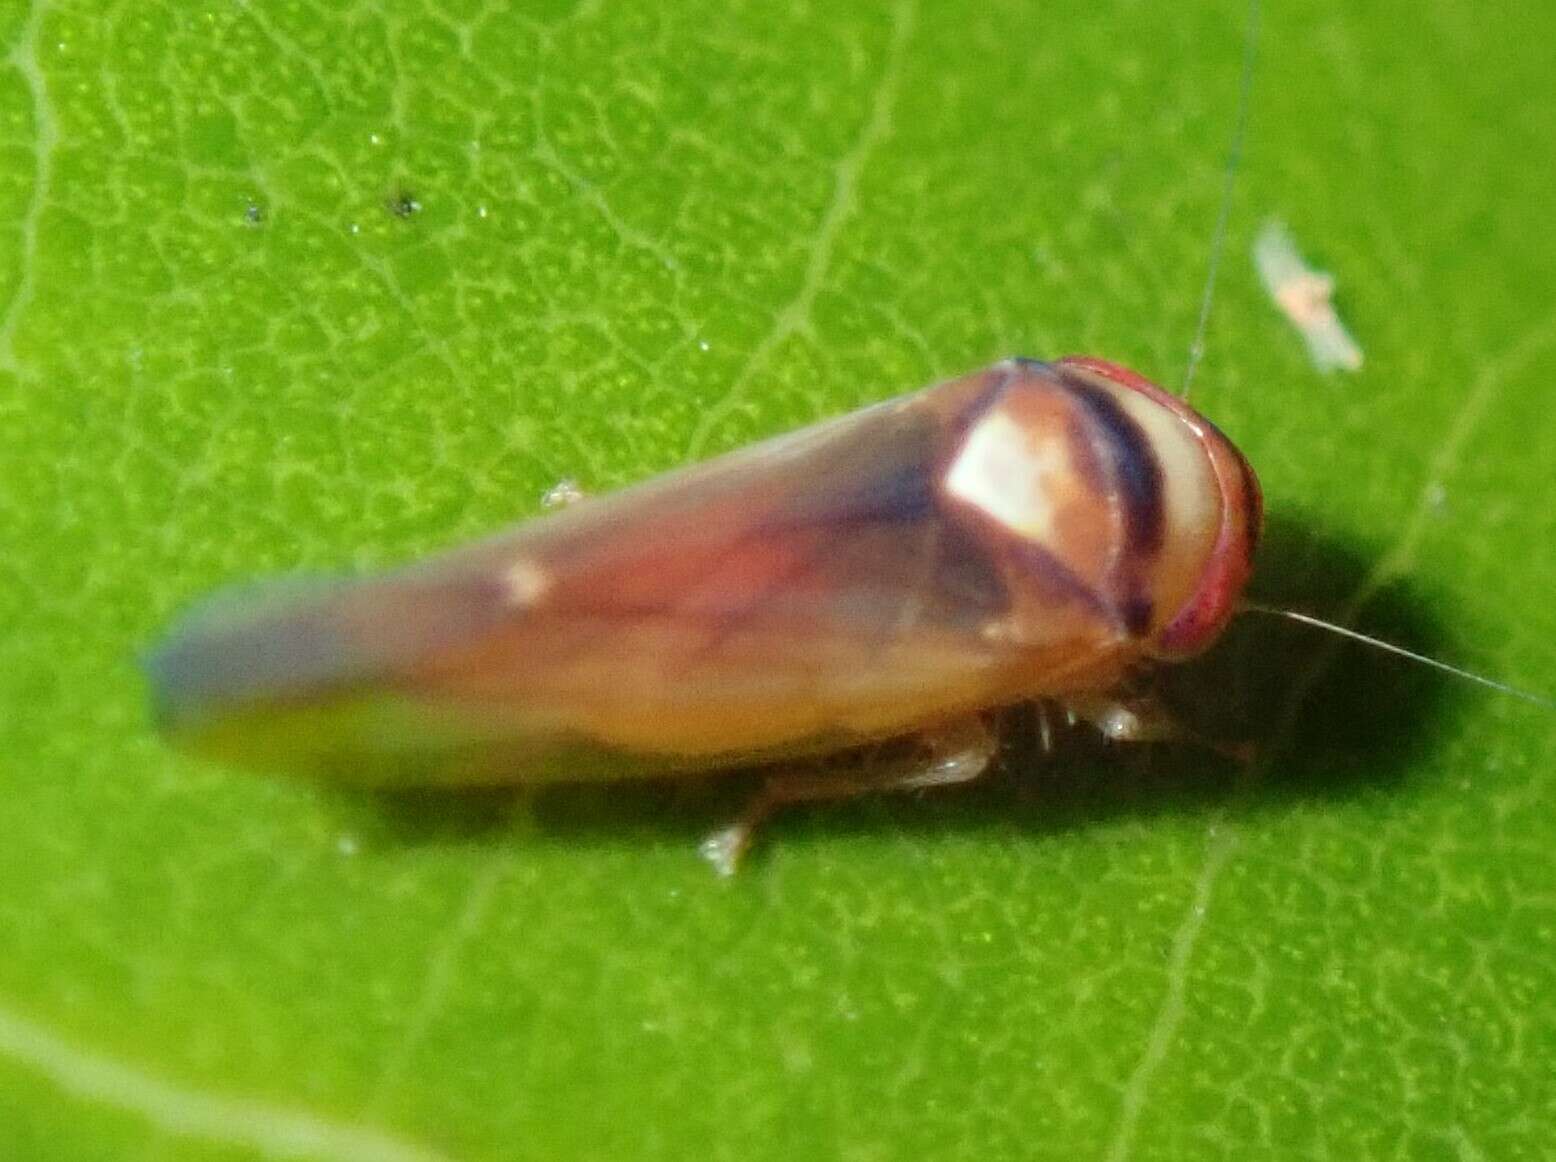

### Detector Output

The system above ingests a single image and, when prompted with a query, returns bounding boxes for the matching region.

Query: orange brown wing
[149,361,1152,784]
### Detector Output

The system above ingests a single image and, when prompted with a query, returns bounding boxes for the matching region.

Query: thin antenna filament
[1240,603,1555,711]
[1181,0,1263,400]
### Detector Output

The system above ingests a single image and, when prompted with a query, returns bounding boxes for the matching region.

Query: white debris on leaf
[540,478,586,509]
[1253,221,1363,372]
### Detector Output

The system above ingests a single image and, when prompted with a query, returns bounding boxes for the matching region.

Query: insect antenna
[1240,602,1556,712]
[1180,0,1262,401]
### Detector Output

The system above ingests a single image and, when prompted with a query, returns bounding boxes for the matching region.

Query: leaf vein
[0,999,454,1162]
[0,0,59,376]
[683,0,917,460]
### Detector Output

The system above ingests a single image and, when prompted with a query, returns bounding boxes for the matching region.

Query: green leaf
[3,1,1554,1159]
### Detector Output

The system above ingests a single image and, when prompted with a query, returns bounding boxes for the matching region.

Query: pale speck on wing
[503,559,552,608]
[978,619,1019,644]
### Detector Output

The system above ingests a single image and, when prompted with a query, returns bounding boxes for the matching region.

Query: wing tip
[143,574,366,740]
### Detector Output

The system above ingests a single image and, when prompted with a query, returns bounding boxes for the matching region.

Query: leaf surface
[2,1,1554,1158]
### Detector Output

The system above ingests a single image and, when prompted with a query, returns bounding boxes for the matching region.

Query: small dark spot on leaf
[386,191,422,219]
[243,201,265,226]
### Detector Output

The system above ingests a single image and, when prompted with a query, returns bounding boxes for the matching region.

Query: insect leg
[1062,693,1253,762]
[1063,694,1181,744]
[1035,702,1056,755]
[698,717,997,876]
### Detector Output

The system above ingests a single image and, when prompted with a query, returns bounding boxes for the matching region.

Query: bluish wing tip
[139,643,177,735]
[140,620,233,738]
[141,575,360,737]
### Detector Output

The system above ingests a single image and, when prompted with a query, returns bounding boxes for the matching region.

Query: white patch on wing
[944,410,1067,543]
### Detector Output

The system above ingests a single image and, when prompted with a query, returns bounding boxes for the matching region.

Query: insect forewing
[150,360,1196,784]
